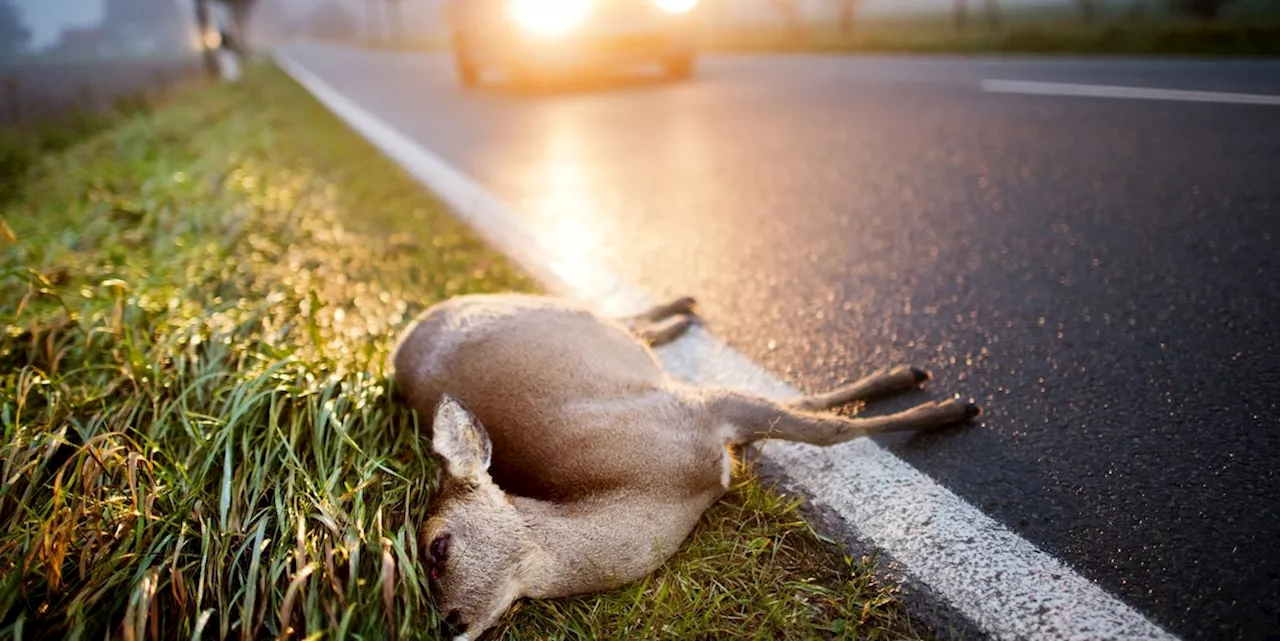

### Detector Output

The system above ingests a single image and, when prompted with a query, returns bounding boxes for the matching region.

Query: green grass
[0,93,158,208]
[0,65,920,640]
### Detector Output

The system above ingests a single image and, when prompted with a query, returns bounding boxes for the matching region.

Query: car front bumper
[455,11,697,68]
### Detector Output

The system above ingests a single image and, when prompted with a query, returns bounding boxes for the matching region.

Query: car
[443,0,700,87]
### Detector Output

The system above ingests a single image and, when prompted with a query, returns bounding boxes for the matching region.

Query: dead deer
[392,293,980,639]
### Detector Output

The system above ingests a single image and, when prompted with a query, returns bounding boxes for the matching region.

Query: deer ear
[431,395,493,482]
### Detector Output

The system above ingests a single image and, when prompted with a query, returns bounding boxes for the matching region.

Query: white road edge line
[982,78,1280,106]
[277,50,1178,641]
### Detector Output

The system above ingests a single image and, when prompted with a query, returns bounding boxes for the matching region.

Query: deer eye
[430,534,450,561]
[427,533,451,580]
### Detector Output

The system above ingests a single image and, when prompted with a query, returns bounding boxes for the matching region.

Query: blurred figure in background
[195,0,256,80]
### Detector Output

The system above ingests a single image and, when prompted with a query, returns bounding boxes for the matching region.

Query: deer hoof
[964,402,982,419]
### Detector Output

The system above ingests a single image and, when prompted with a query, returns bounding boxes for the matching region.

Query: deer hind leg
[712,390,980,447]
[788,365,929,411]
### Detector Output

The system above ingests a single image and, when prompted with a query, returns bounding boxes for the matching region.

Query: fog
[9,0,1089,57]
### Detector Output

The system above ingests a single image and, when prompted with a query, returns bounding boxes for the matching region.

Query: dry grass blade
[278,563,315,640]
[381,537,396,632]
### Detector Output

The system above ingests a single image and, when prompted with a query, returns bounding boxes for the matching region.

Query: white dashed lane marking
[982,79,1280,106]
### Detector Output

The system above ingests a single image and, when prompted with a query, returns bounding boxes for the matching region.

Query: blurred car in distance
[444,0,699,87]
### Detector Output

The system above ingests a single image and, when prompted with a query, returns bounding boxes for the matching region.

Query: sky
[15,0,105,49]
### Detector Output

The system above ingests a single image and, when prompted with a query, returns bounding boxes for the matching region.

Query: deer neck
[512,493,687,600]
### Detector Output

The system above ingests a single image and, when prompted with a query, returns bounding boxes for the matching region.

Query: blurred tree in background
[1076,0,1097,22]
[305,2,360,41]
[953,0,1002,31]
[836,0,859,35]
[0,0,31,57]
[768,0,805,40]
[386,0,405,44]
[1168,0,1232,18]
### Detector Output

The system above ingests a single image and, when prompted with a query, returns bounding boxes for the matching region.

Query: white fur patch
[713,423,738,490]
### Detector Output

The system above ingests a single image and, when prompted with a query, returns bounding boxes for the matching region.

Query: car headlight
[653,0,697,14]
[510,0,592,35]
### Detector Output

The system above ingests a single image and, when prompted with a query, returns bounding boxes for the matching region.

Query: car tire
[662,52,695,80]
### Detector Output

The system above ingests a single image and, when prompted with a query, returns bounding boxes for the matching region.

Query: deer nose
[440,610,465,637]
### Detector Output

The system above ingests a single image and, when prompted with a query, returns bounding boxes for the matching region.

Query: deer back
[393,294,728,503]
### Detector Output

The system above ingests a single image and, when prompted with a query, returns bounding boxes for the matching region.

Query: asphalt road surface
[281,44,1280,640]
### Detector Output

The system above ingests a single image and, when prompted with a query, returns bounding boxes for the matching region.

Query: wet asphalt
[281,44,1280,639]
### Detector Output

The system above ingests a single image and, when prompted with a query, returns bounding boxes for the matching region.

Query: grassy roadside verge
[0,65,920,639]
[1,97,156,207]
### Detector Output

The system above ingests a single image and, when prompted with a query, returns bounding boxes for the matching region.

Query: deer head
[421,396,531,640]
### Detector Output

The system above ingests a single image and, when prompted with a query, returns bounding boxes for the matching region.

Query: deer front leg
[621,296,697,329]
[712,391,980,446]
[635,314,697,347]
[788,365,930,411]
[622,296,699,346]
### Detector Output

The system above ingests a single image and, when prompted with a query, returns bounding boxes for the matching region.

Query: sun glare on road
[509,102,720,316]
[523,125,641,313]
